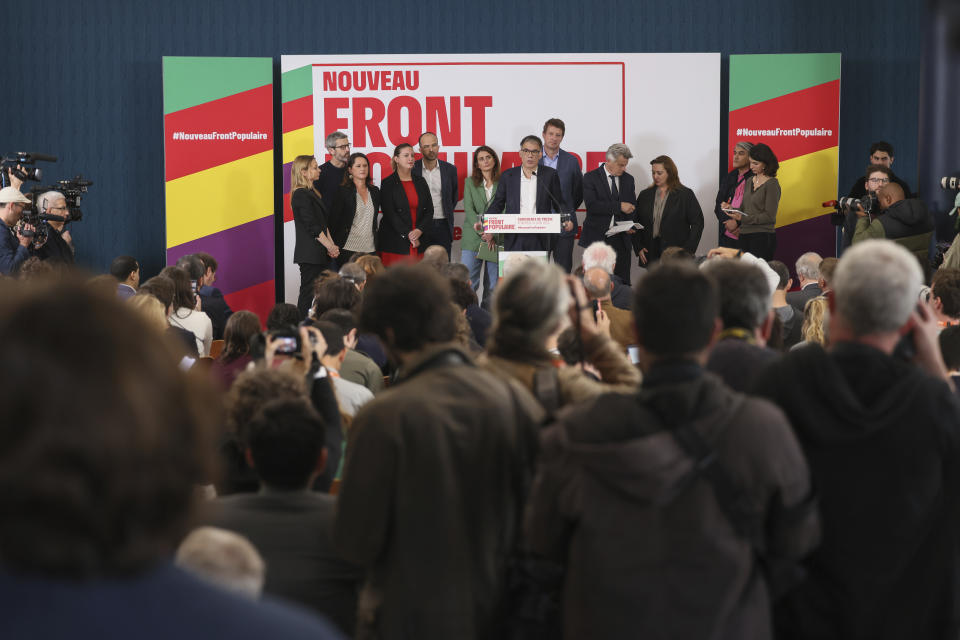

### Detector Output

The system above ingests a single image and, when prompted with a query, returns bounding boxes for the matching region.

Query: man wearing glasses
[847,141,913,199]
[484,134,569,252]
[315,131,351,206]
[34,190,75,264]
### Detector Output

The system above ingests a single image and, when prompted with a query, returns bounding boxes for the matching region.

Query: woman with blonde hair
[794,296,829,349]
[291,154,339,318]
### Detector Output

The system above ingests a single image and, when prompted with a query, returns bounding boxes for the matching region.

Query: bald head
[878,182,905,209]
[583,267,613,300]
[422,245,449,270]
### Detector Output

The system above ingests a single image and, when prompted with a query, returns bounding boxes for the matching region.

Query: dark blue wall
[2,0,921,278]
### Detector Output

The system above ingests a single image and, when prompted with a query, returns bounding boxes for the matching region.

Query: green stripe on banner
[281,65,313,103]
[163,57,272,114]
[729,53,841,111]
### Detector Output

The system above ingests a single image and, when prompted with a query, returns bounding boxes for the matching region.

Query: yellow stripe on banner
[776,146,840,228]
[283,125,314,164]
[165,150,273,248]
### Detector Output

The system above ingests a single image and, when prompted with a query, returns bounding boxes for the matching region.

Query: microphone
[533,171,571,221]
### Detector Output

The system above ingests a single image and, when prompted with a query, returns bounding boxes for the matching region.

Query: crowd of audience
[5,160,960,639]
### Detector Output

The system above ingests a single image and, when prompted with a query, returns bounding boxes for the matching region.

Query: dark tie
[609,174,619,200]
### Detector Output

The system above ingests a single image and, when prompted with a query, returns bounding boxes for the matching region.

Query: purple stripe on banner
[775,214,836,282]
[166,215,274,296]
[283,161,292,193]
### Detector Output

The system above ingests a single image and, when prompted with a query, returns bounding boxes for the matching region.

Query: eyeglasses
[867,177,890,184]
[331,143,351,151]
[520,148,541,155]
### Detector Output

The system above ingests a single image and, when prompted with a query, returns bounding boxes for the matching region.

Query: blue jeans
[461,249,498,308]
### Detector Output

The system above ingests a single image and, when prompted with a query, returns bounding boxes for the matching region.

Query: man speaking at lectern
[485,134,570,252]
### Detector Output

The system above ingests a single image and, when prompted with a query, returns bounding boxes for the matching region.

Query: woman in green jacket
[462,145,500,307]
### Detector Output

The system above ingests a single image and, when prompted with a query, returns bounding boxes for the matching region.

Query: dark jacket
[314,160,346,208]
[207,491,363,635]
[413,158,459,236]
[609,274,633,310]
[635,185,704,255]
[329,182,380,248]
[34,225,74,264]
[525,362,818,640]
[541,149,584,237]
[198,285,233,341]
[0,223,29,275]
[335,344,544,640]
[853,198,935,263]
[2,563,343,640]
[580,166,637,247]
[786,283,822,315]
[847,170,913,199]
[291,188,331,265]
[706,337,780,392]
[377,173,433,255]
[714,168,752,240]
[752,342,960,640]
[485,165,566,252]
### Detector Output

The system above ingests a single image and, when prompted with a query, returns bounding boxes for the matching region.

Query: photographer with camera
[851,181,934,263]
[33,190,75,264]
[0,184,33,275]
[847,141,913,199]
[839,164,893,248]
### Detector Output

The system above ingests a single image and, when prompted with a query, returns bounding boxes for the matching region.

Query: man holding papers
[580,143,638,284]
[485,134,568,253]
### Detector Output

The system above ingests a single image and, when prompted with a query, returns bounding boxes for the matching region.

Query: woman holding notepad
[724,143,781,260]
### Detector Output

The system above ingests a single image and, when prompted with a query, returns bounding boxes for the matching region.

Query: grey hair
[833,239,922,336]
[606,143,633,161]
[795,252,823,280]
[339,262,367,284]
[581,241,617,275]
[175,527,265,599]
[36,190,65,214]
[324,131,348,149]
[488,260,570,361]
[583,267,611,299]
[735,141,754,153]
[700,259,771,330]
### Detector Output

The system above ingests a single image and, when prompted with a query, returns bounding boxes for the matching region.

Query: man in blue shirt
[540,118,583,273]
[0,186,33,275]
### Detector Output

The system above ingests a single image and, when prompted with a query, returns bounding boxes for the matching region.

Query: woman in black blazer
[634,154,704,265]
[377,143,434,267]
[291,154,339,318]
[330,152,381,265]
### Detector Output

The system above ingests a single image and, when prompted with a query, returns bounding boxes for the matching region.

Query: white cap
[0,187,30,205]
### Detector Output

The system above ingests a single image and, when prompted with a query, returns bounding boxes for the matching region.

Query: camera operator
[851,182,934,262]
[33,190,75,264]
[847,141,913,199]
[0,183,33,275]
[841,164,893,248]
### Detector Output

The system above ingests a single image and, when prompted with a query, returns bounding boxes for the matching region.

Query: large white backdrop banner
[281,53,720,303]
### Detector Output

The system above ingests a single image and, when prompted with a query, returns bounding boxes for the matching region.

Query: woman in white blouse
[161,265,213,356]
[330,152,381,265]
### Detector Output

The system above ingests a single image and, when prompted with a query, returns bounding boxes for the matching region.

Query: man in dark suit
[580,143,637,284]
[195,252,233,340]
[485,134,569,252]
[786,251,823,313]
[540,118,583,273]
[206,397,362,636]
[413,131,459,257]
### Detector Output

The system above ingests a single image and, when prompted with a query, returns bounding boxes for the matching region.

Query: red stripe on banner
[223,280,276,328]
[283,192,293,223]
[282,95,313,133]
[729,80,840,165]
[164,84,273,181]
